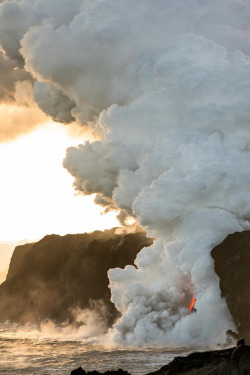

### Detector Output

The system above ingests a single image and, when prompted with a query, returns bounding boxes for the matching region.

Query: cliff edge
[212,231,250,344]
[0,229,152,325]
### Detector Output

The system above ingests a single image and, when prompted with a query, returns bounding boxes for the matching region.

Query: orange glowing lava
[189,297,196,311]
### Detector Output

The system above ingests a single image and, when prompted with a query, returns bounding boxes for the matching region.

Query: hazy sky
[0,119,118,244]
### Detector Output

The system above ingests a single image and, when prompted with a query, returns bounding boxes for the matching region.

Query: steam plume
[0,0,82,140]
[1,0,250,346]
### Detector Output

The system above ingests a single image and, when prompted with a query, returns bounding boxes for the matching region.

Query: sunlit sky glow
[0,121,119,243]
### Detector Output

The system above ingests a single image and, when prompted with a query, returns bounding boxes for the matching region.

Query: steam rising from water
[1,0,250,346]
[0,305,109,343]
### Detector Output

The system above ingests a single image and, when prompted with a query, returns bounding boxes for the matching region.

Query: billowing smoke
[2,0,250,347]
[0,0,82,140]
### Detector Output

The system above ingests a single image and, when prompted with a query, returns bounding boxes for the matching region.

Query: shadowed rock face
[7,243,34,279]
[71,369,131,375]
[211,231,250,344]
[148,348,235,375]
[0,229,152,325]
[70,347,250,375]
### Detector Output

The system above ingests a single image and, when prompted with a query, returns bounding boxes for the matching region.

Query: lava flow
[189,298,196,312]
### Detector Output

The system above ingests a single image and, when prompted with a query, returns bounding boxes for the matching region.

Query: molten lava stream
[189,297,196,312]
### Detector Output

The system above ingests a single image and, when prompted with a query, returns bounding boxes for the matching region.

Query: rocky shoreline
[71,369,131,375]
[148,347,235,375]
[70,346,250,375]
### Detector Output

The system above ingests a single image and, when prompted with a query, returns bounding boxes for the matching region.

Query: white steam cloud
[1,0,250,347]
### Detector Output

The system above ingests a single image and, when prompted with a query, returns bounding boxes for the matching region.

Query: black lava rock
[71,369,131,375]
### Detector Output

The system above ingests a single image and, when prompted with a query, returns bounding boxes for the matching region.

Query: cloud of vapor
[0,302,110,342]
[2,0,250,347]
[0,47,29,103]
[0,0,82,140]
[18,0,250,127]
[0,105,47,142]
[40,302,112,341]
[0,0,82,61]
[32,81,76,123]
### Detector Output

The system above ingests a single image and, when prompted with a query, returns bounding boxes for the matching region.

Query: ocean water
[0,324,192,375]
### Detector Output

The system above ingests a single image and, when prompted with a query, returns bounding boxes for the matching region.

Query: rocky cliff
[212,231,250,344]
[147,348,238,375]
[6,242,34,279]
[0,229,152,325]
[70,347,250,375]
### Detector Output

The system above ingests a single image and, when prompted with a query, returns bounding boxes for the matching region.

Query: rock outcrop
[71,368,131,375]
[211,231,250,344]
[0,229,152,325]
[146,348,237,375]
[70,347,250,375]
[6,242,34,279]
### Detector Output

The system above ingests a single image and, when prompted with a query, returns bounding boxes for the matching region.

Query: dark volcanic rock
[70,346,250,375]
[6,242,34,279]
[71,368,86,375]
[211,231,250,344]
[71,368,130,375]
[148,348,235,375]
[0,229,152,325]
[70,347,250,375]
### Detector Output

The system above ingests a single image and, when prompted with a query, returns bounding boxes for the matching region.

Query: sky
[0,120,118,243]
[0,112,118,272]
[0,122,117,242]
